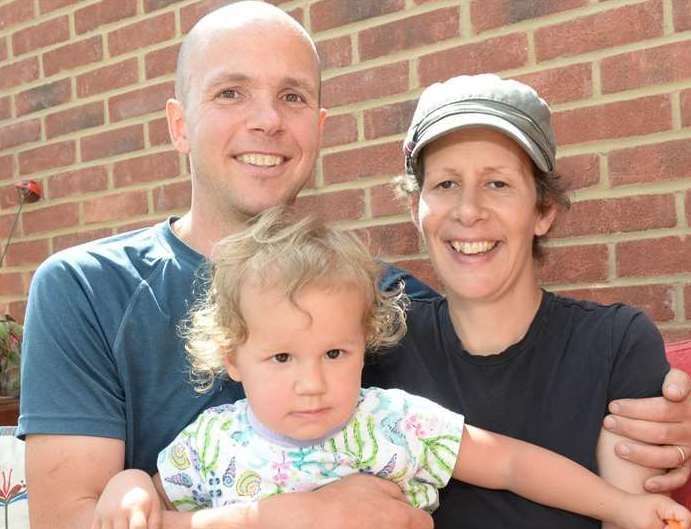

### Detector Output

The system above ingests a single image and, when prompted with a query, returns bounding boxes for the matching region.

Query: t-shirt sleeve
[607,307,669,402]
[389,389,464,488]
[18,254,126,440]
[378,263,439,301]
[157,418,210,512]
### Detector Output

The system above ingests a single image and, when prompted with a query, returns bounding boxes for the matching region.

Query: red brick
[0,120,41,150]
[559,284,675,322]
[556,153,599,191]
[16,79,71,116]
[602,41,691,94]
[551,194,676,238]
[535,0,663,62]
[0,38,7,62]
[316,36,352,71]
[0,213,16,239]
[609,139,691,187]
[363,222,420,258]
[114,151,180,187]
[108,13,175,57]
[0,1,35,31]
[75,0,138,34]
[48,166,108,199]
[0,97,9,122]
[322,114,357,148]
[77,59,139,98]
[45,102,105,139]
[0,156,14,181]
[553,95,672,146]
[39,0,79,13]
[516,63,592,105]
[43,36,103,77]
[149,117,171,146]
[180,0,231,33]
[364,100,416,140]
[0,273,24,296]
[153,180,190,212]
[116,217,167,233]
[84,191,148,224]
[0,58,40,91]
[323,62,408,108]
[471,0,587,33]
[4,239,50,267]
[145,44,180,80]
[371,183,408,218]
[109,82,174,122]
[81,125,145,162]
[53,228,112,252]
[144,0,184,11]
[294,189,365,222]
[617,236,691,277]
[688,190,691,227]
[7,300,27,323]
[538,244,608,284]
[673,0,690,30]
[323,142,402,184]
[22,203,79,235]
[310,0,403,33]
[419,33,529,86]
[683,88,691,128]
[0,184,21,210]
[19,141,76,175]
[686,284,691,322]
[662,328,691,343]
[359,7,460,62]
[12,16,69,56]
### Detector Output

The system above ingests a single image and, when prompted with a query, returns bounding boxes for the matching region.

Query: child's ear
[223,353,241,382]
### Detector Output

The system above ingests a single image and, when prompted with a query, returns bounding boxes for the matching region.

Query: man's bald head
[175,1,320,107]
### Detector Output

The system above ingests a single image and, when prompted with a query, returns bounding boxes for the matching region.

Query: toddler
[94,207,690,529]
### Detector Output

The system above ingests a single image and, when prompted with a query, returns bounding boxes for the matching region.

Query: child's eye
[325,349,343,360]
[272,353,290,363]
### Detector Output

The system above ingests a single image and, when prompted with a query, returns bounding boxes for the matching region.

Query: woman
[365,74,689,528]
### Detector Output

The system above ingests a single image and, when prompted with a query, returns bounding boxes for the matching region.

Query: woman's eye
[436,180,456,190]
[283,92,305,103]
[488,180,508,189]
[272,353,290,363]
[325,349,343,360]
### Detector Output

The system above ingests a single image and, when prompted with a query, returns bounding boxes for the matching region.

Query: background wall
[0,0,689,340]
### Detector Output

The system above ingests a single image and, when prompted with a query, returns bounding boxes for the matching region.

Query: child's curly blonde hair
[182,206,408,393]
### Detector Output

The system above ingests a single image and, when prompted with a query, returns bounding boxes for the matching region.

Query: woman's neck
[447,284,544,356]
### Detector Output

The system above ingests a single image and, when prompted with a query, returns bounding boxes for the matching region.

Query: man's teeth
[236,153,284,167]
[450,241,497,255]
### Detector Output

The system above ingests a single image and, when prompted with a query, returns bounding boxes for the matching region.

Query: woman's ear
[534,203,558,237]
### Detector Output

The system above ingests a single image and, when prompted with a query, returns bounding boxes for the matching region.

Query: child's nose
[294,363,327,395]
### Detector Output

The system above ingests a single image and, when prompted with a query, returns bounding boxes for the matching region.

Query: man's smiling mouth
[235,153,285,167]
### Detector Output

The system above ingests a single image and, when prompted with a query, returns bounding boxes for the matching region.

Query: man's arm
[604,368,691,492]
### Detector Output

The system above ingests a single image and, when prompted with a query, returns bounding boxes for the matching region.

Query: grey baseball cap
[404,74,556,180]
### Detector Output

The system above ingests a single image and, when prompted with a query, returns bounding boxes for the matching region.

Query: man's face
[173,21,326,224]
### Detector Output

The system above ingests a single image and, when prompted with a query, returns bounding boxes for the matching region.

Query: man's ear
[223,353,241,382]
[166,98,190,154]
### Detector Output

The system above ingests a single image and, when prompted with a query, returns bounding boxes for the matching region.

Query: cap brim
[410,113,552,173]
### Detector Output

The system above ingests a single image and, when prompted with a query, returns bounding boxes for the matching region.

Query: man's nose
[246,96,282,135]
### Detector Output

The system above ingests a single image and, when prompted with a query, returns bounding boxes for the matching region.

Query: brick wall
[0,0,689,339]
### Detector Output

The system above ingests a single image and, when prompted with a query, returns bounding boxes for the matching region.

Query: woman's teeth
[450,240,497,255]
[236,153,284,167]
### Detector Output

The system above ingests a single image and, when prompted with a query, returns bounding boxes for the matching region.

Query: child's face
[225,280,368,441]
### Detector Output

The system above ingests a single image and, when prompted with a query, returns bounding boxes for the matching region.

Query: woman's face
[413,127,556,305]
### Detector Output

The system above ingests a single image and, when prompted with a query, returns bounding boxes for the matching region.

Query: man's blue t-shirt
[18,220,245,473]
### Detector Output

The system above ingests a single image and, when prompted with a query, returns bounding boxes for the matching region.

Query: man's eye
[272,353,290,363]
[218,88,239,99]
[325,349,343,360]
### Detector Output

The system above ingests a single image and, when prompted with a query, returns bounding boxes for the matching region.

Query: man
[18,3,690,529]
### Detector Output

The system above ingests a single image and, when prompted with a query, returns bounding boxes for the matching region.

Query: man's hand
[251,474,433,529]
[603,368,691,492]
